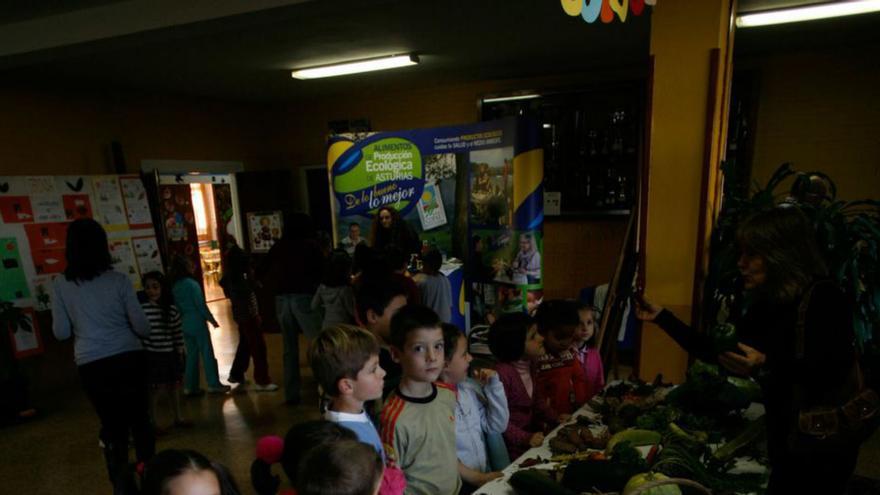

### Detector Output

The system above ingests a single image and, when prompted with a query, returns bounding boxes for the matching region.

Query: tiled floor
[2,299,879,494]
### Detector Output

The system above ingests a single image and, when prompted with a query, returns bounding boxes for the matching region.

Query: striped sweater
[140,302,184,353]
[379,383,461,495]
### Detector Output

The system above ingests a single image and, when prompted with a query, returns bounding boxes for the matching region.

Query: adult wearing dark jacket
[637,206,860,494]
[260,213,323,404]
[369,206,420,257]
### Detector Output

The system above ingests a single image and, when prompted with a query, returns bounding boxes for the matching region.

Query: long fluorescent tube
[736,0,880,27]
[291,54,418,80]
[482,94,541,103]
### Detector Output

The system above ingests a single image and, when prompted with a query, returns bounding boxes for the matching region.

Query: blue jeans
[275,293,321,403]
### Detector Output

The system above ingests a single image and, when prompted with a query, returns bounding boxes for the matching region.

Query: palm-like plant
[704,163,880,359]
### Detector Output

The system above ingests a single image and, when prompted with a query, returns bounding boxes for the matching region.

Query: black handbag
[789,282,880,452]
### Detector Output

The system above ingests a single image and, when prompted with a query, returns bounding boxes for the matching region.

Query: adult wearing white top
[52,219,154,494]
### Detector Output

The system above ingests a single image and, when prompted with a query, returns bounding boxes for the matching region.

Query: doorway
[189,183,224,301]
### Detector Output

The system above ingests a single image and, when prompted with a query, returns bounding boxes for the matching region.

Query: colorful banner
[328,118,543,329]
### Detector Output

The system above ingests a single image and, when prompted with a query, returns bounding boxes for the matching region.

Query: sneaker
[207,385,231,394]
[254,383,279,392]
[227,375,247,384]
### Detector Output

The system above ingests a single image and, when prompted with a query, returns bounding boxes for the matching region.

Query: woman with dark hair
[142,449,241,495]
[51,218,154,493]
[169,255,229,396]
[637,206,862,494]
[368,206,420,256]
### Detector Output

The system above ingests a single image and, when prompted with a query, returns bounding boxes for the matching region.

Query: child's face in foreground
[144,279,162,303]
[524,324,545,360]
[574,309,596,347]
[443,335,472,384]
[395,327,445,383]
[166,469,220,495]
[351,353,386,402]
[543,326,575,355]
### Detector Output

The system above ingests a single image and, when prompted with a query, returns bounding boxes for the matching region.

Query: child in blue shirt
[440,323,509,490]
[308,324,387,459]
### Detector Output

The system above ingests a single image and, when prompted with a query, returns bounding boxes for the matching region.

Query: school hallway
[0,299,320,494]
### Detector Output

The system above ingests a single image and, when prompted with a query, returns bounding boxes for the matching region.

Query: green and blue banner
[327,118,543,330]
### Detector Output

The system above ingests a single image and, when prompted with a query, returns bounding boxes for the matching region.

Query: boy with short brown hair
[380,305,461,495]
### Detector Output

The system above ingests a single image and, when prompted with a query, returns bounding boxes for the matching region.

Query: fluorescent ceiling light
[291,54,418,80]
[482,94,541,103]
[736,0,880,27]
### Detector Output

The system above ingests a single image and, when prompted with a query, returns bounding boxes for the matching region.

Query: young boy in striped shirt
[380,305,461,495]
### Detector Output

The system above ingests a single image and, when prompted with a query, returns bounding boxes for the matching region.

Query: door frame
[143,160,246,247]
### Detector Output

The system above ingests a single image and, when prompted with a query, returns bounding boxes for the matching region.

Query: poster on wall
[120,176,153,228]
[62,194,93,220]
[158,184,202,285]
[109,238,141,288]
[133,236,163,275]
[1,238,30,300]
[92,176,128,230]
[32,195,66,223]
[246,211,283,253]
[0,196,34,223]
[24,222,68,275]
[9,308,43,358]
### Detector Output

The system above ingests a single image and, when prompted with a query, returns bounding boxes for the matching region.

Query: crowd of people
[45,204,870,495]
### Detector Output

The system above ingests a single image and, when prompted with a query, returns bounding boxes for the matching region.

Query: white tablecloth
[474,405,605,495]
[474,400,769,495]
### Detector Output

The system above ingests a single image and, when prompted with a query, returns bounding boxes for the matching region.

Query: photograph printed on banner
[469,229,542,285]
[469,146,513,228]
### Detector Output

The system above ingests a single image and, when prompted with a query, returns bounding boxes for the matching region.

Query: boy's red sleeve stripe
[380,396,405,446]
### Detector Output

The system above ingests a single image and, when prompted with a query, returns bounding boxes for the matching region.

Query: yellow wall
[641,0,733,383]
[0,71,640,300]
[745,46,880,201]
[0,87,286,175]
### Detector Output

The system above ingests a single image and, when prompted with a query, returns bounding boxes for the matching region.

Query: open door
[158,184,203,286]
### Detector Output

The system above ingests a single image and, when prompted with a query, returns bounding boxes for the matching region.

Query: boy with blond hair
[308,324,387,458]
[380,305,461,495]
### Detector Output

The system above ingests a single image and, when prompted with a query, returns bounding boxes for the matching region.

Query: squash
[622,472,683,495]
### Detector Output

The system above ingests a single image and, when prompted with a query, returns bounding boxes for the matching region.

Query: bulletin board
[0,174,161,357]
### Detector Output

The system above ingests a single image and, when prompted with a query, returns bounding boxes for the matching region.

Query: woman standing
[52,219,155,493]
[637,207,862,494]
[368,206,420,256]
[169,255,230,396]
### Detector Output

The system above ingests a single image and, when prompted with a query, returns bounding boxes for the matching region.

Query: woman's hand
[718,343,766,376]
[634,295,663,322]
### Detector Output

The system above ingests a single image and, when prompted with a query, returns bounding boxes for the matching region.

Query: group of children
[134,296,603,495]
[239,295,603,495]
